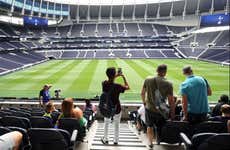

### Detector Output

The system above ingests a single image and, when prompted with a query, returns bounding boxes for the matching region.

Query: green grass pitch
[0,59,229,102]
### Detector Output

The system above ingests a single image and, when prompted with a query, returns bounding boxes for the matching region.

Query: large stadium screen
[200,13,230,27]
[23,16,48,27]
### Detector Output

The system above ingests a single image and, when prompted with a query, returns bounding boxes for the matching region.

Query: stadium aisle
[90,122,146,150]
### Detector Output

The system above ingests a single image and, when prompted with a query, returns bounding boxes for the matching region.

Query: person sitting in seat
[0,131,22,150]
[83,99,97,114]
[57,98,87,128]
[174,96,182,120]
[43,101,56,124]
[212,94,229,117]
[209,104,230,133]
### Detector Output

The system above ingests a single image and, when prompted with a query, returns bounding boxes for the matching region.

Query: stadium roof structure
[45,0,182,5]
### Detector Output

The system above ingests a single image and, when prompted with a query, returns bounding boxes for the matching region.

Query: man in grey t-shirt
[141,64,175,149]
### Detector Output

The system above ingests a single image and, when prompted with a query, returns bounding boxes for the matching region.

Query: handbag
[154,78,170,119]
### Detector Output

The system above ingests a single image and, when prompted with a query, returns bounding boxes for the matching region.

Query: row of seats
[129,111,228,145]
[0,106,95,129]
[0,23,187,38]
[180,132,230,150]
[0,51,46,74]
[0,126,75,150]
[0,106,97,150]
[44,49,179,59]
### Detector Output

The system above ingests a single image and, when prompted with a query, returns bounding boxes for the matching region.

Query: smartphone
[117,68,122,75]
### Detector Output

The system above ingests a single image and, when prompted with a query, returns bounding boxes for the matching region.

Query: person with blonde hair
[43,101,56,124]
[58,98,87,127]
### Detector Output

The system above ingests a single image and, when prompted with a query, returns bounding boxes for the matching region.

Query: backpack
[154,78,170,119]
[99,84,116,118]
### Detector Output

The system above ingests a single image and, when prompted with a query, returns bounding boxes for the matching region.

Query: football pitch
[0,59,229,102]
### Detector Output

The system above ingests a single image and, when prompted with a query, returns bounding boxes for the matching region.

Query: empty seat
[30,116,53,128]
[14,111,31,118]
[1,116,31,129]
[180,132,217,150]
[58,118,86,141]
[0,126,11,136]
[0,111,12,117]
[28,128,70,150]
[158,121,190,144]
[31,111,45,116]
[198,133,230,150]
[180,132,230,150]
[193,121,227,135]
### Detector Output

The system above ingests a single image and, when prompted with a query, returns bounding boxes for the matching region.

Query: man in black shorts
[141,64,175,149]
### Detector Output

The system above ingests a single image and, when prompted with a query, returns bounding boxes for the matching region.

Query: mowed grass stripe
[126,60,150,79]
[107,59,119,68]
[67,60,99,94]
[57,60,91,97]
[88,60,107,93]
[28,60,80,91]
[116,59,143,93]
[20,60,74,90]
[0,59,228,101]
[0,60,64,90]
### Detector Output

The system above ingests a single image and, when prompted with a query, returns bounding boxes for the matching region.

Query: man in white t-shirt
[0,131,22,150]
[138,104,146,123]
[137,104,146,133]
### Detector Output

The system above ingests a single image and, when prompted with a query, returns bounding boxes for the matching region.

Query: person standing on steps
[101,67,130,145]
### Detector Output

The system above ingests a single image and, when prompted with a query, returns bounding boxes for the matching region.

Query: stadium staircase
[90,122,146,150]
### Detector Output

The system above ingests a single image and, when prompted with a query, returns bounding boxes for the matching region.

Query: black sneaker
[148,144,153,149]
[114,142,118,145]
[101,137,108,145]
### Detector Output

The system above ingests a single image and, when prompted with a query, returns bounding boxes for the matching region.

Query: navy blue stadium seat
[0,126,11,136]
[1,116,31,129]
[30,116,53,128]
[28,128,70,150]
[181,132,230,150]
[8,126,31,150]
[58,118,86,141]
[192,121,227,135]
[198,133,230,150]
[0,111,12,117]
[14,111,31,118]
[180,132,217,150]
[31,111,45,116]
[157,121,190,145]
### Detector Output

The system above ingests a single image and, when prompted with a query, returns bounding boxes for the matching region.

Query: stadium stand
[0,51,47,75]
[0,0,229,150]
